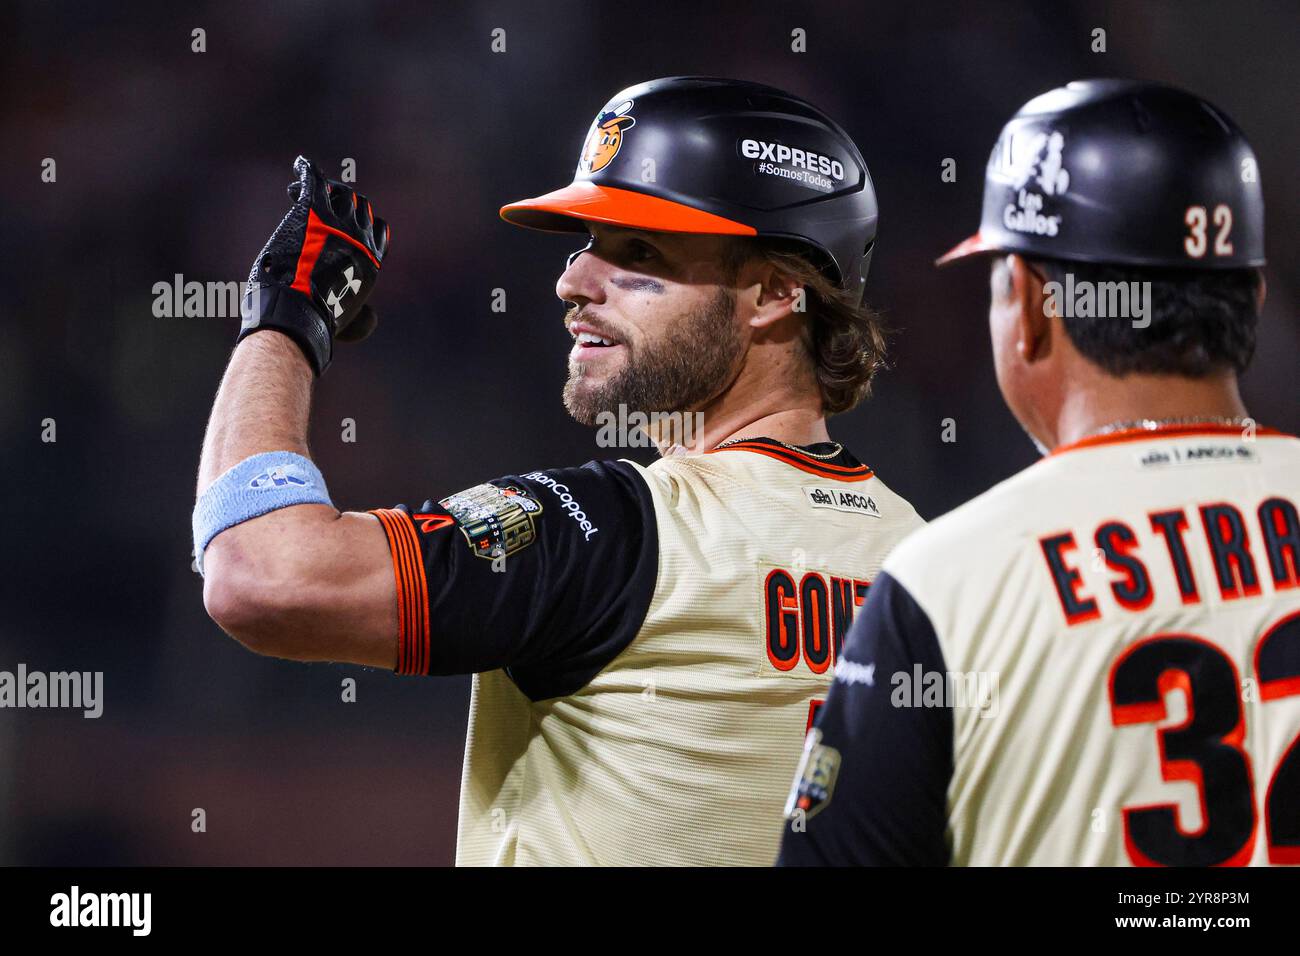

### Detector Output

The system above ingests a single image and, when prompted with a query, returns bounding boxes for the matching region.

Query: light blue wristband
[192,451,333,576]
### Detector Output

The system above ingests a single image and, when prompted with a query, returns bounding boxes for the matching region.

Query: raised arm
[195,157,395,668]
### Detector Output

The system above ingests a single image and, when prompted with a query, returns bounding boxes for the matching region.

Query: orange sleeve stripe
[394,509,430,676]
[381,512,408,648]
[395,509,430,675]
[370,509,408,671]
[369,508,431,675]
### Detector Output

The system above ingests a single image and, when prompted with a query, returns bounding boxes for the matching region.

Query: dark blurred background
[0,0,1295,865]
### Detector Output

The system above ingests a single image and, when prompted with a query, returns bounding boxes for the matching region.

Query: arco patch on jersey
[785,728,841,821]
[439,482,543,560]
[803,485,882,518]
[579,99,635,174]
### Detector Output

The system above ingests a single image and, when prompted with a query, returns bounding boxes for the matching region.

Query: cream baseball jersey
[369,437,924,865]
[780,423,1300,866]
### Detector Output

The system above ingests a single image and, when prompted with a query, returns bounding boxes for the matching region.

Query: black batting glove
[237,156,390,375]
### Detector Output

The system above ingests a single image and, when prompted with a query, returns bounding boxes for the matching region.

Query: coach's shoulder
[883,460,1054,588]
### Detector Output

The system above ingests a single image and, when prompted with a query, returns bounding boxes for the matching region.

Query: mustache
[563,305,625,342]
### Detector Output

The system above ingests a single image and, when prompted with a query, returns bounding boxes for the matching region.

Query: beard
[562,286,745,427]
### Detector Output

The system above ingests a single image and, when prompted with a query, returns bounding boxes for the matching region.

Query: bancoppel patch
[803,485,882,518]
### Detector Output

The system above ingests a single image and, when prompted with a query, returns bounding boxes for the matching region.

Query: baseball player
[193,77,924,865]
[779,79,1299,866]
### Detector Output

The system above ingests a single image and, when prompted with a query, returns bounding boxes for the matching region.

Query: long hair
[726,238,887,415]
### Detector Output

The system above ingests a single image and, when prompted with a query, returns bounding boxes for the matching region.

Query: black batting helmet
[937,79,1266,270]
[500,76,879,305]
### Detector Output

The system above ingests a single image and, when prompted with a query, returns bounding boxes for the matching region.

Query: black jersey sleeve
[777,570,954,866]
[368,458,658,701]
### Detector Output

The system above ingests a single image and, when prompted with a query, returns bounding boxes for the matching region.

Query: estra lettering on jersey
[1040,495,1300,625]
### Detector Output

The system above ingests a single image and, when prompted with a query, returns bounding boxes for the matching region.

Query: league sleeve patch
[784,727,842,821]
[439,482,543,560]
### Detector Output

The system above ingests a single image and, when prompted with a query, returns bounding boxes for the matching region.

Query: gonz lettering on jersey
[764,566,870,675]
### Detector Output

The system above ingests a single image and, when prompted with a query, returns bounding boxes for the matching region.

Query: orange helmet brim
[500,181,757,236]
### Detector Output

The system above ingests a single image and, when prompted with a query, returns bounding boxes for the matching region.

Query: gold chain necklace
[714,436,845,460]
[1083,416,1253,439]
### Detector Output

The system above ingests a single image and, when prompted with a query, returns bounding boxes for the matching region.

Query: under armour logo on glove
[326,266,363,318]
[237,156,391,375]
